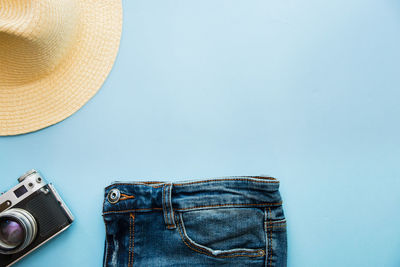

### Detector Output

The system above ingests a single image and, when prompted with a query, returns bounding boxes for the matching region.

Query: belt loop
[162,182,176,229]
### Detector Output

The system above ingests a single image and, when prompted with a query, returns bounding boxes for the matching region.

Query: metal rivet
[107,189,120,204]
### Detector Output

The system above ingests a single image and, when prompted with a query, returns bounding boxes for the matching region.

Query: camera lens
[0,209,37,254]
[0,219,24,247]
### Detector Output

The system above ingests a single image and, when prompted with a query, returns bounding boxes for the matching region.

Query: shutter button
[108,189,120,204]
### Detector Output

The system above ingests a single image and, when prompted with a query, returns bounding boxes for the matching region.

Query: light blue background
[1,0,400,266]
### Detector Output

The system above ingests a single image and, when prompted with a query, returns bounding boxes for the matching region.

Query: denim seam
[145,184,164,188]
[264,208,266,267]
[266,219,286,224]
[167,183,176,228]
[267,208,272,267]
[176,202,283,211]
[103,208,163,215]
[162,185,169,227]
[129,214,132,267]
[174,179,279,186]
[165,185,171,226]
[162,184,177,229]
[128,213,135,267]
[105,177,279,190]
[268,225,286,229]
[131,213,135,267]
[102,203,282,215]
[176,213,265,258]
[266,220,287,229]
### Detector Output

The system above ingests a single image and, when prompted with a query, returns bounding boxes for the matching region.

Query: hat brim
[0,0,122,136]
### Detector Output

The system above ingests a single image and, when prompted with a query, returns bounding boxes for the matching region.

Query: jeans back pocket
[176,207,266,258]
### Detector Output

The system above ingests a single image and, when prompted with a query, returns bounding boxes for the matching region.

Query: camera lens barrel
[0,209,37,254]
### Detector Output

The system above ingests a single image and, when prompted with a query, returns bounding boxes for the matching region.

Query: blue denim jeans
[102,176,287,266]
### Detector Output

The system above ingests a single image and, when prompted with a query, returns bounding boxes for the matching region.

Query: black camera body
[0,170,74,267]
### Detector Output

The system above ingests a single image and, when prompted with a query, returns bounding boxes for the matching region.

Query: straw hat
[0,0,122,135]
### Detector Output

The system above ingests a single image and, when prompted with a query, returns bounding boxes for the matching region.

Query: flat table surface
[1,1,400,266]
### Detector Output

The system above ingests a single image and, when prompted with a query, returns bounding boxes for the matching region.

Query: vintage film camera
[0,170,74,266]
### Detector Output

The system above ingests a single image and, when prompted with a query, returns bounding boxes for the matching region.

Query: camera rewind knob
[18,169,38,183]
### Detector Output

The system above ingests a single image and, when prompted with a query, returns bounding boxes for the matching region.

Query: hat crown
[0,0,80,85]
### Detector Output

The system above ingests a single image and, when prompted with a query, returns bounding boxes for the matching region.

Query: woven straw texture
[0,0,122,135]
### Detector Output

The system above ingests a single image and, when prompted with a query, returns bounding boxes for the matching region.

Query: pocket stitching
[267,208,272,267]
[175,202,283,211]
[176,212,265,258]
[128,213,135,267]
[266,218,287,230]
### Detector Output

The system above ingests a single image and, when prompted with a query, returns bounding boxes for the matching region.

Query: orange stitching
[130,214,135,266]
[176,213,265,258]
[129,213,132,267]
[266,222,287,229]
[103,208,163,215]
[266,220,286,225]
[268,208,272,267]
[103,202,282,215]
[105,177,278,190]
[173,178,279,186]
[269,225,287,229]
[145,184,164,188]
[266,225,287,230]
[120,193,135,201]
[176,202,283,211]
[263,208,267,264]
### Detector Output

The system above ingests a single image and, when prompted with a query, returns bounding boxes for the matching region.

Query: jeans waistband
[102,176,283,228]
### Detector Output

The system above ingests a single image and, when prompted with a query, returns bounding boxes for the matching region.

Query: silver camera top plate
[0,170,47,213]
